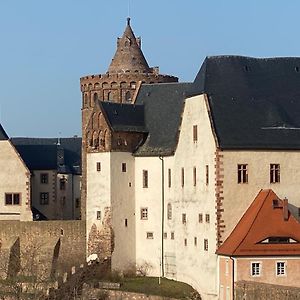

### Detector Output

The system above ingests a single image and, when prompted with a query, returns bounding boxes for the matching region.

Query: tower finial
[127,17,131,26]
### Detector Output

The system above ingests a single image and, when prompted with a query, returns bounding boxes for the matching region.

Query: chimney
[283,198,289,221]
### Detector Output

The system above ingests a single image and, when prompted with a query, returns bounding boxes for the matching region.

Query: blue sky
[1,0,300,137]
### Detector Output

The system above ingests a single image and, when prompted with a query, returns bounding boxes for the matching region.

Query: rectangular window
[193,167,197,186]
[193,125,198,142]
[5,193,20,205]
[171,232,175,240]
[75,198,80,208]
[238,164,248,183]
[206,165,209,185]
[184,238,187,246]
[96,211,101,220]
[181,168,184,187]
[205,214,210,223]
[141,208,148,220]
[182,213,186,224]
[199,213,203,223]
[276,261,286,276]
[40,192,49,205]
[164,232,167,239]
[194,237,197,246]
[168,168,171,188]
[251,262,261,276]
[125,219,128,227]
[59,178,66,190]
[270,164,280,183]
[96,162,101,172]
[146,232,154,239]
[40,173,48,184]
[167,203,172,220]
[122,163,127,172]
[204,239,209,251]
[143,170,148,188]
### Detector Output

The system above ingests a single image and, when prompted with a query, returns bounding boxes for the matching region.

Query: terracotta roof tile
[217,189,300,256]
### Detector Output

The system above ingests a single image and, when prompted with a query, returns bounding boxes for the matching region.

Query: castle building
[80,18,178,221]
[84,48,300,299]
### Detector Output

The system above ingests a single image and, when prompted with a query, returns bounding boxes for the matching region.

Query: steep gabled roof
[134,82,193,156]
[189,56,300,150]
[100,101,146,132]
[108,18,150,74]
[217,189,300,256]
[0,124,9,140]
[11,137,81,174]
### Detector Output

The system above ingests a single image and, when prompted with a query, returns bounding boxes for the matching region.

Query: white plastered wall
[0,140,32,221]
[135,94,218,299]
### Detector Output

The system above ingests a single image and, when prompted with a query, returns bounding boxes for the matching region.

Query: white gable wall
[0,140,32,221]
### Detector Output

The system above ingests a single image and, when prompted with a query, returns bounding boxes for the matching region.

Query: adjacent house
[12,137,81,220]
[217,189,300,300]
[0,124,32,221]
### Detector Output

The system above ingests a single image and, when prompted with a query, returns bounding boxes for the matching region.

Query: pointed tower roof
[108,18,151,74]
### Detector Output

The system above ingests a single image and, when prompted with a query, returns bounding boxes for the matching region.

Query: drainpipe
[159,156,165,277]
[230,257,235,300]
[71,174,74,219]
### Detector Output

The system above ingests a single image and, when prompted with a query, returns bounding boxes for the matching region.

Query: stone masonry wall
[0,220,86,280]
[235,281,300,300]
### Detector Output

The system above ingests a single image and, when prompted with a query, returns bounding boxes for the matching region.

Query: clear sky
[1,0,300,137]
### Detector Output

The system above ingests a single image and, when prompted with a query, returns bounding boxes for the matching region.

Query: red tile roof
[217,189,300,256]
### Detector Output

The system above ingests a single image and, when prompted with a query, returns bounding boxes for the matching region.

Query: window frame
[40,173,49,184]
[143,170,148,188]
[96,162,101,172]
[122,162,127,173]
[5,193,21,205]
[40,192,49,205]
[204,239,209,251]
[250,262,261,277]
[276,261,286,276]
[140,207,148,220]
[270,164,280,183]
[237,164,248,184]
[193,125,198,142]
[146,232,154,239]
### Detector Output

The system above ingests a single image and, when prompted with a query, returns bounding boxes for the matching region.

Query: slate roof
[189,56,300,149]
[217,189,300,256]
[134,82,192,156]
[11,137,81,174]
[0,124,9,140]
[101,101,147,132]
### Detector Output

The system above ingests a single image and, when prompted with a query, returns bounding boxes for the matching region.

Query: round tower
[80,18,178,220]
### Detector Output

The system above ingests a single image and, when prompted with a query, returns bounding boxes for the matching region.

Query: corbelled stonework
[80,19,178,220]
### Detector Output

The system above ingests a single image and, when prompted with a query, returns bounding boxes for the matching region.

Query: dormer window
[259,237,298,244]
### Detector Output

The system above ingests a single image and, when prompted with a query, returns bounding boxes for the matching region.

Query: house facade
[12,137,81,220]
[218,189,300,300]
[0,125,32,221]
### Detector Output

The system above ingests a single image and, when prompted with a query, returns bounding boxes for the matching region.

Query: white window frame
[140,207,148,220]
[276,261,286,276]
[250,261,261,277]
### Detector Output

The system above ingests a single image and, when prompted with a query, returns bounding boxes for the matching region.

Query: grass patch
[119,276,196,299]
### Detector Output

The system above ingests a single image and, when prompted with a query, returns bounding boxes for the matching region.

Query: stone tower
[80,18,178,219]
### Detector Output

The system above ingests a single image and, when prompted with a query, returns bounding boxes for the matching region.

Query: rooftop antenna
[127,0,131,22]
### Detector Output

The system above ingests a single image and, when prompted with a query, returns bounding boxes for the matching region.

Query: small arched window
[108,91,113,101]
[93,93,98,102]
[167,203,172,220]
[125,91,131,102]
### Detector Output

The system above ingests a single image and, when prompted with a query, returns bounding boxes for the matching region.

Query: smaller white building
[0,124,32,221]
